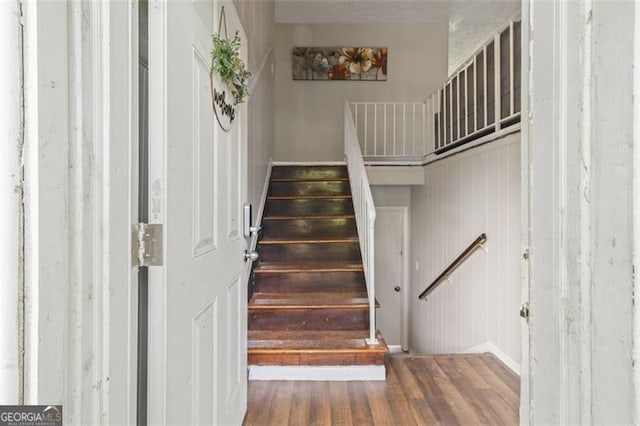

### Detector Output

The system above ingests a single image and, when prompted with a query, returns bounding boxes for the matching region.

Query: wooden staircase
[248,165,388,372]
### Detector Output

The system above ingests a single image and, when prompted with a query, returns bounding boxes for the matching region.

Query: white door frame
[0,0,25,405]
[520,0,531,423]
[376,206,410,351]
[528,1,639,423]
[16,1,139,423]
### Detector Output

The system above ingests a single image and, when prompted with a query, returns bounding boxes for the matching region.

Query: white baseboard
[461,341,521,375]
[248,365,386,381]
[387,345,404,354]
[272,161,346,166]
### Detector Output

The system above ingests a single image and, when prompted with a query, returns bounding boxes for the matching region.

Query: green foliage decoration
[211,31,251,105]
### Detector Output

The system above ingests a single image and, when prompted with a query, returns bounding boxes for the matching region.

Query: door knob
[394,286,401,292]
[244,250,259,262]
[520,303,530,320]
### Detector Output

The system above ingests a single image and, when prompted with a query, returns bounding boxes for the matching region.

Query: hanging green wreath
[210,31,251,105]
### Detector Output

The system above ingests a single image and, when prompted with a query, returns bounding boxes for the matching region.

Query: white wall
[274,23,448,161]
[235,0,276,223]
[372,186,411,208]
[409,133,521,371]
[367,166,424,186]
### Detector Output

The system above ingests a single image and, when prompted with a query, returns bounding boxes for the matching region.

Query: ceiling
[275,0,520,24]
[275,0,522,74]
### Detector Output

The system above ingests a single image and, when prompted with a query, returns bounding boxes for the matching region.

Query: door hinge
[520,302,530,321]
[132,223,163,267]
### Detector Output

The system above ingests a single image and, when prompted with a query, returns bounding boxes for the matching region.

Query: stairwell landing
[248,165,388,380]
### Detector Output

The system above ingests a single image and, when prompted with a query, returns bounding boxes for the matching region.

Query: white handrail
[344,100,377,344]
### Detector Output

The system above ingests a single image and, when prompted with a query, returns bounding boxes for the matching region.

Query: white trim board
[363,126,522,168]
[462,341,521,375]
[387,345,404,354]
[633,0,640,421]
[248,365,386,381]
[272,161,346,166]
[0,0,24,404]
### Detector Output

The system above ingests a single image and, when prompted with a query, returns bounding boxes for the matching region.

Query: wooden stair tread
[254,261,364,273]
[269,181,350,197]
[259,237,358,244]
[270,177,350,183]
[248,331,388,353]
[249,291,371,309]
[249,330,373,339]
[253,270,365,293]
[270,166,348,181]
[268,194,352,200]
[263,214,355,221]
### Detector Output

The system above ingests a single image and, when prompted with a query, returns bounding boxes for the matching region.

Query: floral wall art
[292,47,387,81]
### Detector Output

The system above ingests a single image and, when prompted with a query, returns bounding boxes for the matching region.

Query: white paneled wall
[247,50,275,225]
[235,1,276,225]
[409,133,521,370]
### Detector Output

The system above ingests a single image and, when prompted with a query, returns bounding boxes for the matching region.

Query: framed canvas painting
[292,47,388,81]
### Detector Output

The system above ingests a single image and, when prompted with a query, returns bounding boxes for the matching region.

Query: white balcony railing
[350,101,434,159]
[350,19,522,164]
[344,100,377,344]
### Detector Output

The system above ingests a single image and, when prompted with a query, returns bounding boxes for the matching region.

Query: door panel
[375,208,405,347]
[148,1,248,424]
[193,44,218,256]
[192,297,218,425]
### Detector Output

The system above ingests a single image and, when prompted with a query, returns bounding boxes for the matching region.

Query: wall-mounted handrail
[418,233,487,300]
[344,100,377,344]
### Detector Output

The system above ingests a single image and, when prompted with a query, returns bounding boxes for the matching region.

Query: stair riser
[249,309,369,331]
[261,218,357,240]
[264,199,354,217]
[254,271,366,293]
[269,181,351,197]
[248,352,385,366]
[259,242,361,263]
[271,166,348,180]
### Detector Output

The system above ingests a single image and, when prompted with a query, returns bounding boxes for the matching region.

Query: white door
[147,1,248,424]
[374,207,407,349]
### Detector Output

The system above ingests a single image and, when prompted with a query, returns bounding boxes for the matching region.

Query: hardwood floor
[243,354,520,425]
